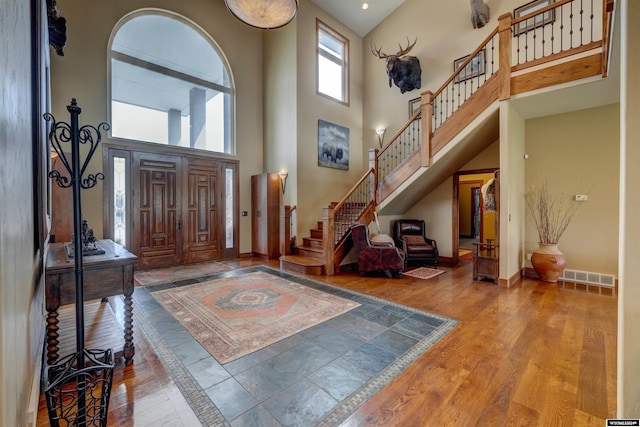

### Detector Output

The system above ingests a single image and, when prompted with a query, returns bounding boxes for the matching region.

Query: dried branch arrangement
[525,179,581,244]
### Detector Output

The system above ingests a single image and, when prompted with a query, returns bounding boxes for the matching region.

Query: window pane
[318,56,343,100]
[111,100,168,144]
[319,30,343,60]
[225,167,233,249]
[110,12,233,154]
[113,157,127,246]
[317,21,347,104]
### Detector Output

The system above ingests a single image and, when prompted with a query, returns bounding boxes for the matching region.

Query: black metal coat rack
[46,98,106,360]
[44,98,114,427]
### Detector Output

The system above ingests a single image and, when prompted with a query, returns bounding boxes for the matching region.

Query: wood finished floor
[36,257,617,426]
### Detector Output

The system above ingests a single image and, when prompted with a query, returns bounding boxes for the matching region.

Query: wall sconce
[376,128,386,148]
[278,170,288,194]
[224,0,298,29]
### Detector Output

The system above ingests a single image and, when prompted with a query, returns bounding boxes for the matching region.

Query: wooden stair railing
[310,0,615,275]
[375,0,614,206]
[322,168,376,275]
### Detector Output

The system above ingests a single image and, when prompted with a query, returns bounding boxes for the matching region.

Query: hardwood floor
[36,257,617,426]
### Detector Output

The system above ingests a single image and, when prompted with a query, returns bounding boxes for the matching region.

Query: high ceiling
[308,0,405,37]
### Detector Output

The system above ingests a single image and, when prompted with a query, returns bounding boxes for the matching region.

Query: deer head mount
[369,37,422,94]
[470,0,490,29]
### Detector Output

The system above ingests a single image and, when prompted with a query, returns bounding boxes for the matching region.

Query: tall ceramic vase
[531,243,567,283]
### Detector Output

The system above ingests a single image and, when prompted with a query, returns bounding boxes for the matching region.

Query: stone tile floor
[134,266,454,426]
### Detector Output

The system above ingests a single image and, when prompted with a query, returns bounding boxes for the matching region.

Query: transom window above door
[109,11,234,154]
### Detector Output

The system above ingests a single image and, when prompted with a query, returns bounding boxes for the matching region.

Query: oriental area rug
[403,266,446,280]
[152,271,360,363]
[134,266,458,426]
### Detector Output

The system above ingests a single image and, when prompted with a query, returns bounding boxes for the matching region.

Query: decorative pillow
[403,235,425,245]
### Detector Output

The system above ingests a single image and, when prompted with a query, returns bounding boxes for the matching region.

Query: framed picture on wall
[318,119,349,170]
[409,97,421,118]
[453,49,486,83]
[513,0,556,36]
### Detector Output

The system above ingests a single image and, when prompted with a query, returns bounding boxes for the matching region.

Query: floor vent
[560,269,616,295]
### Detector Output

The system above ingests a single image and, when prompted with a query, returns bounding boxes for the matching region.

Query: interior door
[133,152,183,269]
[183,158,220,263]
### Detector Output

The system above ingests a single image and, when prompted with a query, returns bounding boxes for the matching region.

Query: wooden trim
[498,13,512,100]
[511,0,573,28]
[511,41,602,73]
[431,75,499,156]
[499,269,524,288]
[453,169,498,267]
[377,150,422,204]
[510,53,602,95]
[602,0,615,77]
[420,91,433,167]
[322,205,335,275]
[452,175,460,266]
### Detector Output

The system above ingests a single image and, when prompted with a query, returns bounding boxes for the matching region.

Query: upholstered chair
[393,219,439,267]
[350,222,405,278]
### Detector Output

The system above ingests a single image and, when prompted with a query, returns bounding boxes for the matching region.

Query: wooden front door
[184,158,220,264]
[133,152,183,269]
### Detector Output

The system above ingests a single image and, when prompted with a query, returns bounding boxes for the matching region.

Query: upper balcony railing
[511,0,606,69]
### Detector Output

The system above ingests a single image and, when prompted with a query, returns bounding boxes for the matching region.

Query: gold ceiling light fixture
[224,0,299,29]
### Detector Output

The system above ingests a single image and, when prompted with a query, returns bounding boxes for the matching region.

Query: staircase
[279,0,614,276]
[280,220,326,275]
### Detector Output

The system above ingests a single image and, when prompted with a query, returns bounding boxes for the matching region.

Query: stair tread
[280,254,324,266]
[298,245,322,253]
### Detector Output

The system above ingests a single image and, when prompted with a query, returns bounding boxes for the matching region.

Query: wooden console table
[45,239,138,365]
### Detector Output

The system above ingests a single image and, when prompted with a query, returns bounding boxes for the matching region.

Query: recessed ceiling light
[362,3,369,10]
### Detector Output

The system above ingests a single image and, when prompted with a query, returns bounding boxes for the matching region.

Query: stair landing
[280,254,325,275]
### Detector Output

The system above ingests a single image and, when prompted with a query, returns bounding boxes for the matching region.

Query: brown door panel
[183,159,220,264]
[133,153,183,269]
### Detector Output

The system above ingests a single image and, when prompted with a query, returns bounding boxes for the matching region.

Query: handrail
[376,112,422,185]
[432,27,500,102]
[321,0,614,274]
[333,168,375,213]
[511,0,573,28]
[330,168,376,247]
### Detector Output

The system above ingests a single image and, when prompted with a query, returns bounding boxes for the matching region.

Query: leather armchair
[393,219,438,267]
[350,222,405,278]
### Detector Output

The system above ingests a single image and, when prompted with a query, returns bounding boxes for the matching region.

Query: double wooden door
[132,152,224,270]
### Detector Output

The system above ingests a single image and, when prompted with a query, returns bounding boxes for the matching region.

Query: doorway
[104,146,238,270]
[453,169,498,264]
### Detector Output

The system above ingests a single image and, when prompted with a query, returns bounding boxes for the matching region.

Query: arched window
[109,11,234,154]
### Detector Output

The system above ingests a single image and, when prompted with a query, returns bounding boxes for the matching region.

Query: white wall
[500,102,526,283]
[619,0,640,417]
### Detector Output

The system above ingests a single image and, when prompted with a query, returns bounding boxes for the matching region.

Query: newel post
[420,90,433,167]
[280,205,293,256]
[498,13,512,100]
[322,205,335,275]
[369,148,378,204]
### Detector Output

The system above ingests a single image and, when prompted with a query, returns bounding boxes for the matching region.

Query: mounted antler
[369,42,387,59]
[369,37,417,59]
[369,37,421,94]
[396,37,417,56]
